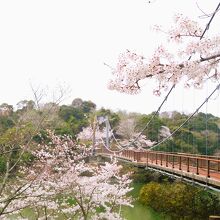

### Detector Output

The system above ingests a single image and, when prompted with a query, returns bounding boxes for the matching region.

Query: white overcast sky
[0,0,220,115]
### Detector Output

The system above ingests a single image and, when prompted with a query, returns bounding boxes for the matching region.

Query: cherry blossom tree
[0,131,133,220]
[0,86,69,219]
[108,14,220,96]
[116,117,137,140]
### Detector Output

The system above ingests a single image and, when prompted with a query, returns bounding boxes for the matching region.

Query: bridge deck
[98,149,220,188]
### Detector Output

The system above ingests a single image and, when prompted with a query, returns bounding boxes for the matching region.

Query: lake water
[122,183,168,220]
[123,202,163,220]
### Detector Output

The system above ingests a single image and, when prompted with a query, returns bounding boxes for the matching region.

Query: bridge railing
[153,150,220,161]
[97,147,220,179]
[145,151,220,178]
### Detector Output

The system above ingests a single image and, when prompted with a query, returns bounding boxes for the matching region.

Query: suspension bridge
[94,81,220,190]
[97,147,220,189]
[95,3,220,191]
[94,82,220,190]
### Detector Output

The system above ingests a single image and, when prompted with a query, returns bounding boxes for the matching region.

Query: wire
[100,2,220,154]
[149,83,220,150]
[148,1,220,151]
[106,122,124,150]
[96,84,176,153]
[126,2,220,150]
[101,82,220,153]
[132,84,175,144]
[200,2,220,39]
[205,83,208,156]
[111,131,124,150]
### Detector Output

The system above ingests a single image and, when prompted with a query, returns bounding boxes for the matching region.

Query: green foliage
[59,105,85,122]
[96,108,120,129]
[21,152,35,165]
[33,130,51,144]
[0,123,35,146]
[81,100,96,113]
[139,182,220,219]
[71,98,96,113]
[0,156,7,173]
[0,117,14,134]
[155,111,220,155]
[95,205,105,214]
[66,197,77,206]
[189,113,219,132]
[58,105,89,137]
[16,100,35,112]
[137,113,164,141]
[54,124,73,136]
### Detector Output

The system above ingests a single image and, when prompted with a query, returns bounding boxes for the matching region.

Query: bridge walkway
[97,148,220,188]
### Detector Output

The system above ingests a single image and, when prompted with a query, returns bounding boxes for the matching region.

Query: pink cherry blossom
[108,14,220,95]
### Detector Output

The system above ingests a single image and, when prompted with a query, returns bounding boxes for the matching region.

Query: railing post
[134,151,137,161]
[196,158,199,175]
[146,151,148,166]
[179,156,182,170]
[166,154,168,167]
[160,154,163,166]
[207,160,210,178]
[172,155,175,168]
[218,158,220,172]
[137,152,140,162]
[187,157,190,172]
[151,152,153,163]
[156,153,158,164]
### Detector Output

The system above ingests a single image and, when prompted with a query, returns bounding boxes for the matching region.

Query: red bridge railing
[97,147,220,180]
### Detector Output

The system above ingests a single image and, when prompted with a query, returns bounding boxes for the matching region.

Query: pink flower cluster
[108,14,220,95]
[1,131,132,219]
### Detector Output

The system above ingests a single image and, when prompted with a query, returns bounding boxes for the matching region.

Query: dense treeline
[0,99,121,174]
[0,99,119,139]
[136,111,220,155]
[0,99,220,157]
[0,98,219,175]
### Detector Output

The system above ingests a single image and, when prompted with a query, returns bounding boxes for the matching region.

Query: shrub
[139,182,220,219]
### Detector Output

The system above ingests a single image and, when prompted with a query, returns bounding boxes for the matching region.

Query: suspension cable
[96,84,176,153]
[200,2,220,39]
[149,83,220,150]
[111,131,124,150]
[205,83,209,156]
[125,84,175,147]
[101,2,220,154]
[148,1,220,151]
[122,2,220,151]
